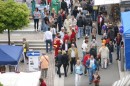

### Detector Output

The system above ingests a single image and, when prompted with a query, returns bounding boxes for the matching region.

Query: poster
[26,51,40,72]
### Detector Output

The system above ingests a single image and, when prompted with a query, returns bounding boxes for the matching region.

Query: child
[39,78,46,86]
[93,71,100,86]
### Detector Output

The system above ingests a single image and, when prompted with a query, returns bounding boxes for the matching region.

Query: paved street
[63,35,120,86]
[0,21,120,86]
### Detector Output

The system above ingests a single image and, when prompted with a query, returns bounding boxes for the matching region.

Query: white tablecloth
[0,71,41,86]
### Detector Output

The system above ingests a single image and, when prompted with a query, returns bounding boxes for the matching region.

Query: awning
[94,0,120,5]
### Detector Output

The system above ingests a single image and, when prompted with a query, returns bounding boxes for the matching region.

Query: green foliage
[0,0,30,32]
[0,82,3,86]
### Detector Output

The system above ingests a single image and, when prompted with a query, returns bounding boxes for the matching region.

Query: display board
[26,51,40,72]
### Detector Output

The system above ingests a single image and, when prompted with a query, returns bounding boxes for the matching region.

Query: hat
[61,27,64,30]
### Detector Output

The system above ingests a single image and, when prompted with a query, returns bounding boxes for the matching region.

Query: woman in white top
[75,60,83,86]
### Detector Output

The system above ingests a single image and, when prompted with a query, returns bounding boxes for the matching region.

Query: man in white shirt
[44,28,53,53]
[59,27,65,40]
[82,40,88,60]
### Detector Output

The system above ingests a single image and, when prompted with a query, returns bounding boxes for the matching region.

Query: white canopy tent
[0,71,41,86]
[94,0,120,5]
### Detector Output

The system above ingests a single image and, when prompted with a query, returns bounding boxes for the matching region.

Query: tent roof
[0,45,23,65]
[94,0,120,5]
[121,11,130,34]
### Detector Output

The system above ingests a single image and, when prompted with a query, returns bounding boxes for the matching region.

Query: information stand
[26,51,40,72]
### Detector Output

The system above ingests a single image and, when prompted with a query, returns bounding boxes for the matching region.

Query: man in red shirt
[63,31,70,42]
[97,13,104,35]
[39,78,46,86]
[53,33,61,57]
[83,52,90,75]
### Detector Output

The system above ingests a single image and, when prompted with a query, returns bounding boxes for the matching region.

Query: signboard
[121,1,130,7]
[26,51,40,72]
[94,0,120,5]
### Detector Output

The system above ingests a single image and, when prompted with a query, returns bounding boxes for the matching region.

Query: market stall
[0,45,24,72]
[0,71,41,86]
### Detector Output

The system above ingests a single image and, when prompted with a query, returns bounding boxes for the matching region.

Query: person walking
[99,43,109,69]
[70,29,76,42]
[86,55,97,84]
[68,44,79,74]
[97,13,104,35]
[116,33,122,60]
[33,8,40,31]
[61,0,68,13]
[21,38,29,63]
[82,51,90,75]
[62,40,71,53]
[64,16,71,35]
[92,71,100,86]
[85,13,92,37]
[107,41,114,64]
[39,78,47,86]
[53,33,62,57]
[55,50,63,78]
[44,28,53,53]
[75,60,83,86]
[77,16,84,39]
[81,40,88,60]
[62,51,69,77]
[40,53,49,79]
[41,8,46,31]
[57,11,63,32]
[59,27,65,40]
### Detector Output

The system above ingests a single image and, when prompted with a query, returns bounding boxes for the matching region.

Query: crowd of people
[32,0,124,86]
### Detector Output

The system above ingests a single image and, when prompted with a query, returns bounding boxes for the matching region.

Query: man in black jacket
[55,50,63,78]
[61,0,68,13]
[77,16,84,39]
[57,12,63,32]
[62,40,71,53]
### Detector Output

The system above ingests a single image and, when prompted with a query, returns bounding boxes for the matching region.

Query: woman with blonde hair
[75,60,83,86]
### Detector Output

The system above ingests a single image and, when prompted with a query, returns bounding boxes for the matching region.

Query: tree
[0,0,30,44]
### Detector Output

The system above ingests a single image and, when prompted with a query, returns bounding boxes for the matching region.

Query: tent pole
[22,52,26,71]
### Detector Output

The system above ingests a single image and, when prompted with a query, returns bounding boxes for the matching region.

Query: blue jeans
[41,18,45,31]
[109,52,113,63]
[92,10,97,21]
[117,45,120,59]
[77,27,83,38]
[85,26,91,36]
[46,40,52,53]
[89,68,95,82]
